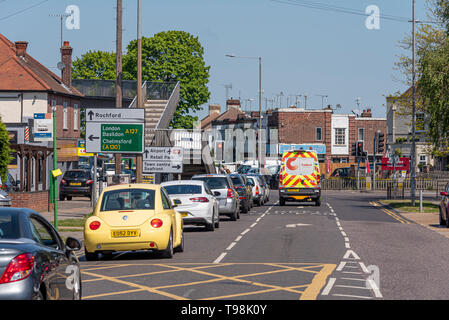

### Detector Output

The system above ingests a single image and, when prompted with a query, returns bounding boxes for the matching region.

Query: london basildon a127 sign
[85,108,145,154]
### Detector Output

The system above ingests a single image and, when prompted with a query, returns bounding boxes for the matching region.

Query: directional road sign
[85,108,145,154]
[142,147,184,173]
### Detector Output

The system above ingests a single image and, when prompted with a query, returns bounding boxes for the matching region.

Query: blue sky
[0,0,429,119]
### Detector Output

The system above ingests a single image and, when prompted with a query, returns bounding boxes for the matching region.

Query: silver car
[192,174,240,221]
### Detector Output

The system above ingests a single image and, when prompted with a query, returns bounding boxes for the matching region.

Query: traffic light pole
[373,134,376,190]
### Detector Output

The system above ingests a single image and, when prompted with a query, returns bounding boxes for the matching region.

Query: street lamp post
[226,54,263,173]
[410,0,417,206]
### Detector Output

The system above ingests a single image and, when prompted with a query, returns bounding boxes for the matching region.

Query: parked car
[248,174,270,204]
[229,174,252,213]
[122,169,136,183]
[59,169,93,200]
[246,175,263,206]
[84,184,184,260]
[1,173,19,192]
[192,174,240,221]
[161,180,219,231]
[0,208,82,300]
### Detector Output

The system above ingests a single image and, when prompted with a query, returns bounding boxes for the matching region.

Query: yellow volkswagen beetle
[84,184,184,261]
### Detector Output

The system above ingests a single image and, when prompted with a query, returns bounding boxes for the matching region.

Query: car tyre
[214,209,220,228]
[160,231,174,258]
[67,196,73,201]
[279,197,285,206]
[205,214,215,231]
[84,247,98,261]
[59,195,65,201]
[174,229,184,253]
[440,208,446,226]
[315,198,321,207]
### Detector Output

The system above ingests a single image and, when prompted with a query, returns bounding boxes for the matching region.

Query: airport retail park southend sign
[143,146,184,173]
[85,108,145,154]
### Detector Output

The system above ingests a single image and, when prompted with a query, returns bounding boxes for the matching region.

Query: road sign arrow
[144,149,149,159]
[88,110,94,121]
[172,164,181,170]
[88,134,99,142]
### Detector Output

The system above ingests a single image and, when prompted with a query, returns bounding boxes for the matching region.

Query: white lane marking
[342,271,364,275]
[332,294,372,299]
[321,278,336,296]
[213,252,227,264]
[341,231,347,237]
[345,243,351,248]
[234,235,242,242]
[335,284,371,290]
[341,277,367,282]
[366,279,383,298]
[344,237,350,243]
[250,223,257,228]
[343,250,361,260]
[241,228,250,235]
[226,242,237,251]
[359,262,369,273]
[336,261,346,271]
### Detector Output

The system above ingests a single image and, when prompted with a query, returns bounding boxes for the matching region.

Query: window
[416,113,425,131]
[419,155,427,164]
[63,102,68,130]
[358,128,364,142]
[29,216,59,249]
[73,104,79,131]
[100,189,155,211]
[164,185,202,195]
[51,99,56,110]
[316,127,322,141]
[334,128,346,145]
[0,212,20,239]
[161,189,172,209]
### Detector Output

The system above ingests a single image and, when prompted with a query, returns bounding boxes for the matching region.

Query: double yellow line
[369,201,410,224]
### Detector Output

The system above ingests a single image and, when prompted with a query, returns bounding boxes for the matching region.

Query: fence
[322,177,449,194]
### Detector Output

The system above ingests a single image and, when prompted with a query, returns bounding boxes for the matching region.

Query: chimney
[361,108,372,118]
[14,41,28,57]
[226,99,241,111]
[60,41,73,88]
[209,104,221,116]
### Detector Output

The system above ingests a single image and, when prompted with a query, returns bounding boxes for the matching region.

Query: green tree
[72,50,117,80]
[124,31,210,128]
[0,117,11,184]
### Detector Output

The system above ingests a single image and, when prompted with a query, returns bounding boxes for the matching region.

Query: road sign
[381,156,410,171]
[86,123,144,153]
[85,108,145,154]
[142,147,184,173]
[33,113,53,141]
[85,108,145,123]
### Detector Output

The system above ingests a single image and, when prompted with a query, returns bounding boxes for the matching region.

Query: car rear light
[89,221,101,230]
[0,253,34,284]
[151,218,163,228]
[239,196,246,200]
[227,188,234,198]
[86,180,93,185]
[256,186,260,195]
[190,197,209,203]
[60,179,67,185]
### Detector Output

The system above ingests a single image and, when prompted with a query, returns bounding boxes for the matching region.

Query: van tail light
[89,221,101,230]
[227,188,234,198]
[86,180,93,185]
[0,253,34,284]
[151,218,163,228]
[256,186,260,195]
[190,197,209,203]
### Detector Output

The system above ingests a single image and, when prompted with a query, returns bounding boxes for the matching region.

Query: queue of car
[0,169,271,300]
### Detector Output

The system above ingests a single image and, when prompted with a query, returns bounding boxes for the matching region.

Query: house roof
[0,33,83,97]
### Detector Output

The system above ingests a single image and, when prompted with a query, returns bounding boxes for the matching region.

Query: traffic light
[215,140,224,161]
[351,142,357,156]
[376,132,385,154]
[356,141,364,158]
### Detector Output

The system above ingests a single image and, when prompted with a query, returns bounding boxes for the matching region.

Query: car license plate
[111,229,140,238]
[288,188,299,192]
[180,212,189,217]
[70,182,81,186]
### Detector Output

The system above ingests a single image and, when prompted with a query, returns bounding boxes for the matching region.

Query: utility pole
[136,0,143,183]
[410,0,417,206]
[115,0,123,175]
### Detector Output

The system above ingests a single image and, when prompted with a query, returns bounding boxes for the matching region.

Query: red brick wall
[9,191,53,212]
[352,119,387,156]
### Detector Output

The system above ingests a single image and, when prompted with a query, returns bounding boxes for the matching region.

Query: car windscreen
[192,177,228,190]
[0,211,20,239]
[230,176,244,186]
[63,171,91,179]
[164,185,202,195]
[100,189,155,211]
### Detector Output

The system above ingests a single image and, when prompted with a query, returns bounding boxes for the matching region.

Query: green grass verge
[379,199,439,213]
[51,212,93,228]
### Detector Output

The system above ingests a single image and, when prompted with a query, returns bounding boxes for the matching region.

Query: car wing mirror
[173,199,182,208]
[65,237,81,251]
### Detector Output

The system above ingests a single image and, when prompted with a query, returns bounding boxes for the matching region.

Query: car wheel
[206,214,215,231]
[315,198,321,207]
[242,203,249,213]
[440,208,446,226]
[59,195,65,201]
[174,229,184,253]
[84,247,98,261]
[280,198,285,206]
[160,231,174,258]
[214,210,220,228]
[67,196,73,201]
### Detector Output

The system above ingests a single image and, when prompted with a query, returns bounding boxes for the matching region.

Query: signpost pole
[92,153,97,208]
[52,107,58,230]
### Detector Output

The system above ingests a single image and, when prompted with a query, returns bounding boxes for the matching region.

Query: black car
[0,208,82,300]
[60,169,93,200]
[229,174,252,213]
